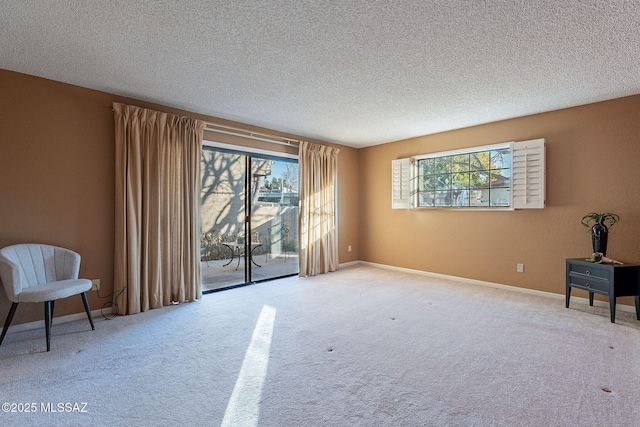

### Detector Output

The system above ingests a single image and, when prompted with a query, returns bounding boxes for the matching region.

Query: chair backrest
[0,244,81,302]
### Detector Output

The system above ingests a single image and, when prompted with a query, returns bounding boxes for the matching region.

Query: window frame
[391,139,545,211]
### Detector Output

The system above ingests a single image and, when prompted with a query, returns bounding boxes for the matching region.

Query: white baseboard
[1,307,111,335]
[339,260,359,268]
[6,261,632,334]
[357,260,637,313]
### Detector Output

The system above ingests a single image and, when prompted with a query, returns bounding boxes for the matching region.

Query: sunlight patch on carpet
[221,305,276,427]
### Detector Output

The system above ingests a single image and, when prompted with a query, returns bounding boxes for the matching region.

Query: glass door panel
[249,157,299,281]
[200,149,247,291]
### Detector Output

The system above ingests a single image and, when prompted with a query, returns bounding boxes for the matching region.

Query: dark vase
[591,223,608,256]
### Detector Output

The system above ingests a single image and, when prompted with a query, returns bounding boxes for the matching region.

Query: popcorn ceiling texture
[1,1,639,147]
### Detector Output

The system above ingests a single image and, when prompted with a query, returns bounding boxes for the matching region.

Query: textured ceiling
[1,1,639,148]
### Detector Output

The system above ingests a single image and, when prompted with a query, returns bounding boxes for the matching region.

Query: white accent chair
[0,244,95,351]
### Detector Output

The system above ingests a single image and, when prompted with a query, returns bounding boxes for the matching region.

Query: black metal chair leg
[50,300,55,330]
[44,301,52,351]
[81,292,95,330]
[0,302,19,347]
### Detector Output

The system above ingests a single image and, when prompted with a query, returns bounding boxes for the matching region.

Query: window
[392,139,545,210]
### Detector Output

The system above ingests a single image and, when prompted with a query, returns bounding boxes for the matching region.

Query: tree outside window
[417,147,511,208]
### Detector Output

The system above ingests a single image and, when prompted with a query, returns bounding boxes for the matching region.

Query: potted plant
[580,212,619,256]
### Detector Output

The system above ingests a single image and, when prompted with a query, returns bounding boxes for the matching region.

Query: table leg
[222,244,235,267]
[250,244,263,267]
[610,296,616,323]
[635,295,640,320]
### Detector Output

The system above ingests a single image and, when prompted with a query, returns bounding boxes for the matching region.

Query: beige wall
[359,95,640,305]
[0,69,359,325]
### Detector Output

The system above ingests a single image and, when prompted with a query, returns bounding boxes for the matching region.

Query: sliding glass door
[200,147,298,292]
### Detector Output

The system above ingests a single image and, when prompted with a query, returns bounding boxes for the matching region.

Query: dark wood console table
[566,258,640,323]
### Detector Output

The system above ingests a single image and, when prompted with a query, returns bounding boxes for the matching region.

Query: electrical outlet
[91,279,101,291]
[348,245,352,252]
[516,263,524,273]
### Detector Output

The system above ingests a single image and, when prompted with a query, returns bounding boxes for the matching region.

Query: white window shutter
[512,138,545,209]
[392,158,412,209]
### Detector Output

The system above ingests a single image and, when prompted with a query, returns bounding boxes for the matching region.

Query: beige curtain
[298,141,340,277]
[113,103,204,314]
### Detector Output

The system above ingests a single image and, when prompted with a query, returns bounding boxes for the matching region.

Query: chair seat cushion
[18,279,92,303]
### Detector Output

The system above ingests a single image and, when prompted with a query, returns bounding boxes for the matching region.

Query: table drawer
[568,263,610,280]
[569,274,610,293]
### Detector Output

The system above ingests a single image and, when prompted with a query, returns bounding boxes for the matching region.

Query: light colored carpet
[1,264,640,426]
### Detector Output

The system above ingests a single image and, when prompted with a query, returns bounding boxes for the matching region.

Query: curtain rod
[204,122,301,147]
[111,105,300,148]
